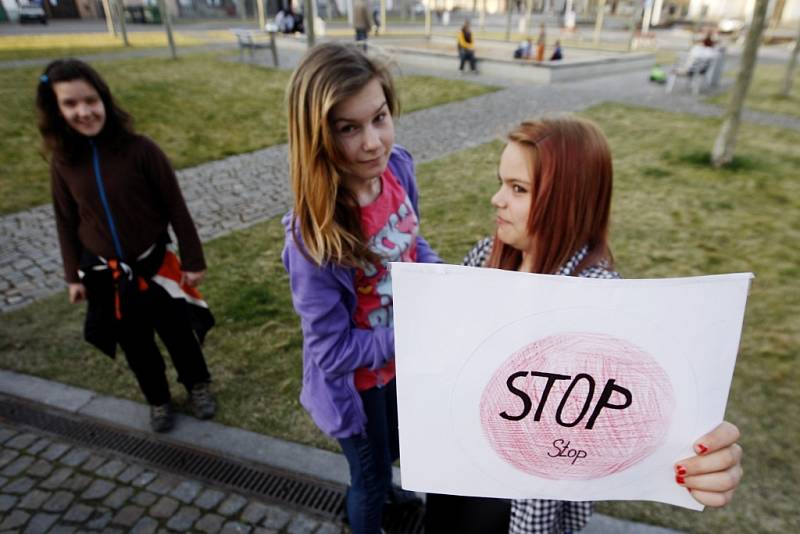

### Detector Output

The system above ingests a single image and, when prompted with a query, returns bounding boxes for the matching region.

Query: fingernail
[676,475,685,485]
[696,444,708,455]
[675,465,687,476]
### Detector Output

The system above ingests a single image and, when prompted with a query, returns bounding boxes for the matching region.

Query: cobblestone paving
[2,55,799,312]
[0,421,345,533]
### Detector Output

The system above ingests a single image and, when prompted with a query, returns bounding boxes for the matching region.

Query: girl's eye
[374,113,386,123]
[339,125,356,134]
[512,184,527,194]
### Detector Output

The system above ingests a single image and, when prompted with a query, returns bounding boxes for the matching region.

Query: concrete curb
[0,369,685,533]
[0,369,357,487]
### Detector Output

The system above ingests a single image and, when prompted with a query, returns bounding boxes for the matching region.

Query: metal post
[304,0,315,46]
[157,0,177,59]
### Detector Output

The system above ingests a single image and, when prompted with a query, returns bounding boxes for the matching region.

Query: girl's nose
[77,103,92,117]
[491,188,505,208]
[362,126,381,151]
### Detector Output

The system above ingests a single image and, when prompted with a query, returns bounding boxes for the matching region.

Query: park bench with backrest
[232,29,279,67]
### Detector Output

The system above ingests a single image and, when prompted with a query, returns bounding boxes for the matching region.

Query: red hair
[487,116,614,274]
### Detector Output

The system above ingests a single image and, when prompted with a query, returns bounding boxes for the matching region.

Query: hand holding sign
[677,421,743,507]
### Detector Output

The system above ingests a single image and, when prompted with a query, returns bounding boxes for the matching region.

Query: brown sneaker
[190,382,217,420]
[150,403,174,433]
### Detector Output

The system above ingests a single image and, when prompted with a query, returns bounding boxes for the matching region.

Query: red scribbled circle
[480,332,675,480]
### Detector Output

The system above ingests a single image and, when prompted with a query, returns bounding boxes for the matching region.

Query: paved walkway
[0,421,341,533]
[0,370,683,534]
[0,423,337,534]
[2,43,799,312]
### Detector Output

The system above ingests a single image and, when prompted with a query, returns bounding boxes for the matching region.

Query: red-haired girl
[429,116,744,534]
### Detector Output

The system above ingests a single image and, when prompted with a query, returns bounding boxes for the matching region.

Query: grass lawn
[0,32,215,61]
[1,103,798,532]
[706,63,800,118]
[0,53,496,215]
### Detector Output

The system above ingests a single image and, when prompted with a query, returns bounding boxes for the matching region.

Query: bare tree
[781,22,800,97]
[157,0,177,59]
[710,0,769,168]
[593,0,606,45]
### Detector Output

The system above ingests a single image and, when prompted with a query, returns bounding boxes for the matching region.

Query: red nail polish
[676,475,685,484]
[676,465,687,476]
[697,444,708,455]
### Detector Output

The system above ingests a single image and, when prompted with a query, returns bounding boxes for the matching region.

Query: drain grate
[0,394,424,533]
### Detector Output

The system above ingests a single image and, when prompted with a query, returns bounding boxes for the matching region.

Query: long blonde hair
[287,42,398,267]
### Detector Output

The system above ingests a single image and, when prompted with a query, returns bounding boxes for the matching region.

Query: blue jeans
[338,379,399,534]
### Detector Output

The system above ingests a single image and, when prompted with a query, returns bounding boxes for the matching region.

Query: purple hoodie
[281,145,441,438]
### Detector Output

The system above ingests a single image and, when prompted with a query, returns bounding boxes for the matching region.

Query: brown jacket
[51,134,205,283]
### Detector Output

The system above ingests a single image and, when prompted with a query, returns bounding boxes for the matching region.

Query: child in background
[36,59,216,433]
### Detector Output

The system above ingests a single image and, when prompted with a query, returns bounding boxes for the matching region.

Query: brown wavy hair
[36,58,134,163]
[487,116,614,275]
[286,42,398,268]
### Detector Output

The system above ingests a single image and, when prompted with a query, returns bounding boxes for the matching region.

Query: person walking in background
[372,5,381,35]
[283,43,440,533]
[353,0,370,48]
[36,59,217,433]
[458,18,478,73]
[535,23,546,62]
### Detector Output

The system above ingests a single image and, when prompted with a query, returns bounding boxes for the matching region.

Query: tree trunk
[593,0,605,45]
[770,0,786,28]
[115,0,129,47]
[524,0,534,35]
[781,22,800,97]
[710,0,769,168]
[505,0,513,40]
[158,0,177,59]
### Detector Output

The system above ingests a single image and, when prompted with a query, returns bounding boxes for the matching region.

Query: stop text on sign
[498,371,633,430]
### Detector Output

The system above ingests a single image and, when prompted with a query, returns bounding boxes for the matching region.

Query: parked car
[19,3,47,24]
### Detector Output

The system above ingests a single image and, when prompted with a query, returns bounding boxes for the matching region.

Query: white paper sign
[391,263,752,510]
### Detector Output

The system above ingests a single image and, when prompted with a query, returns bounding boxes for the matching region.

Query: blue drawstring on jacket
[90,139,125,260]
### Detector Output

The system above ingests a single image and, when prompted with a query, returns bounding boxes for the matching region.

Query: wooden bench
[232,29,279,67]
